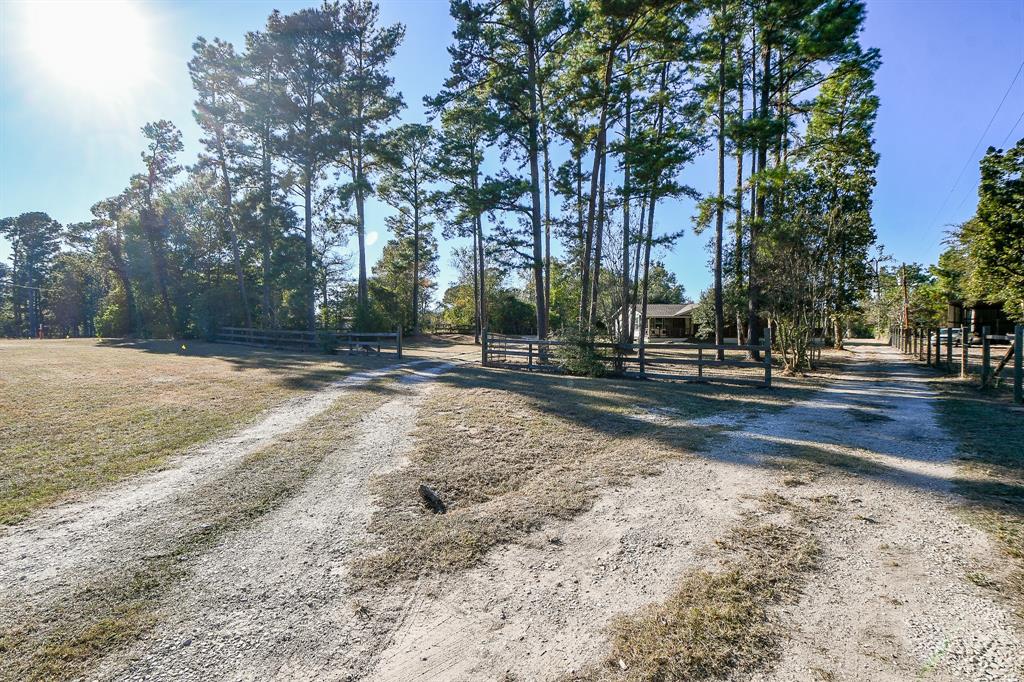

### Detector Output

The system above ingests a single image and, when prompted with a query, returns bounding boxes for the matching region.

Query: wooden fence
[482,329,774,387]
[216,326,403,358]
[889,323,1022,403]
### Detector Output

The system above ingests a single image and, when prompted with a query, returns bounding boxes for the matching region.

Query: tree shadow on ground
[422,357,1023,531]
[96,338,401,392]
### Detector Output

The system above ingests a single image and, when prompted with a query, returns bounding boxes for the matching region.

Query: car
[929,327,964,347]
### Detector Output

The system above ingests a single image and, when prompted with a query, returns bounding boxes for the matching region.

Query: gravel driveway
[3,341,1021,681]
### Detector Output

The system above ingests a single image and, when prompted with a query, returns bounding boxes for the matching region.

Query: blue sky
[2,0,1023,302]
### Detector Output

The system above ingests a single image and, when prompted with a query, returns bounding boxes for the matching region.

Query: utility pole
[901,263,909,328]
[869,247,892,338]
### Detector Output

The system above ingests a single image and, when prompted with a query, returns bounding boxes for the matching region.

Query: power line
[929,58,1024,229]
[998,107,1024,150]
[951,106,1024,216]
[0,279,60,293]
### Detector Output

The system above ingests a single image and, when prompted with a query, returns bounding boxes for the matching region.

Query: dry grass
[352,366,816,586]
[0,379,394,682]
[577,496,824,682]
[931,376,1024,611]
[0,338,391,525]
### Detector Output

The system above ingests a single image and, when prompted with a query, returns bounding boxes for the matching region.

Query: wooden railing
[481,329,774,387]
[890,323,1022,403]
[216,326,403,358]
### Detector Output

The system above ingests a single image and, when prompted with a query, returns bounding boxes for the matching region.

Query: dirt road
[2,340,1021,680]
[365,341,1024,681]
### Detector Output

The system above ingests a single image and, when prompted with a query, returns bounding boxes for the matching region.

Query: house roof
[618,303,697,318]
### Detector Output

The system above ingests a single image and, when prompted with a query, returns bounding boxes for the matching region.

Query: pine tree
[189,36,253,328]
[267,4,344,332]
[334,0,405,312]
[378,123,438,334]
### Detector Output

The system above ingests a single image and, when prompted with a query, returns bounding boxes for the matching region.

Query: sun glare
[20,0,153,97]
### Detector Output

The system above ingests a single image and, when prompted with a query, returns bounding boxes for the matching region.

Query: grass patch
[352,367,814,587]
[0,338,390,525]
[583,498,823,681]
[0,380,393,681]
[931,376,1024,611]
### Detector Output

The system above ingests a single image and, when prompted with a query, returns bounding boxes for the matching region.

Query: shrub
[316,330,338,354]
[555,328,608,378]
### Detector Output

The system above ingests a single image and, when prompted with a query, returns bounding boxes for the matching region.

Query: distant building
[612,303,698,341]
[946,301,1014,337]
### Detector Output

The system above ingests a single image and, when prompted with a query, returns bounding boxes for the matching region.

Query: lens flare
[20,0,154,97]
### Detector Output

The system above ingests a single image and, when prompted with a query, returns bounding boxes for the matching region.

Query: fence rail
[216,326,402,358]
[481,329,773,387]
[888,323,1022,403]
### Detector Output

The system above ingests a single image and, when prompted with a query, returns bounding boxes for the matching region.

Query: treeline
[1,0,882,373]
[870,139,1024,332]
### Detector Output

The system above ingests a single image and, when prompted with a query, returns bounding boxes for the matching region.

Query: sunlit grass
[0,338,388,525]
[932,376,1024,610]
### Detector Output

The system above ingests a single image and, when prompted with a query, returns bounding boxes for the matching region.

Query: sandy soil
[0,359,445,635]
[4,340,1023,681]
[364,342,1024,681]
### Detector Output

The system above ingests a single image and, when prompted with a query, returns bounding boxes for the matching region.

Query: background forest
[1,0,1021,373]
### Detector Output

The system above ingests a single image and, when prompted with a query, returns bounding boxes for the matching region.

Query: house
[612,303,699,341]
[946,301,1014,338]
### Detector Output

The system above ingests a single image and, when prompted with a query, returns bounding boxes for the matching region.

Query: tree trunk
[525,4,547,340]
[579,50,615,327]
[747,46,770,359]
[143,178,176,337]
[639,194,658,350]
[628,195,646,343]
[475,219,483,342]
[734,40,745,346]
[620,72,632,346]
[539,82,553,334]
[473,167,487,336]
[714,24,727,360]
[355,140,369,311]
[260,135,275,329]
[639,66,668,351]
[412,191,420,335]
[589,148,608,331]
[215,129,252,328]
[304,171,315,333]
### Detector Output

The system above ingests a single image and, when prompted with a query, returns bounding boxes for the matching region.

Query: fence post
[763,327,773,388]
[698,347,703,380]
[960,325,968,378]
[926,329,932,366]
[396,325,403,360]
[481,327,488,366]
[639,340,646,378]
[1015,325,1023,404]
[934,327,941,368]
[946,327,953,371]
[981,326,991,387]
[528,342,533,369]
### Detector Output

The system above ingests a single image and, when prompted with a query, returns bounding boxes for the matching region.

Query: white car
[929,328,963,347]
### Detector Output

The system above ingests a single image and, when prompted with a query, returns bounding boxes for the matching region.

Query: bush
[353,301,391,333]
[317,330,338,354]
[555,328,608,378]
